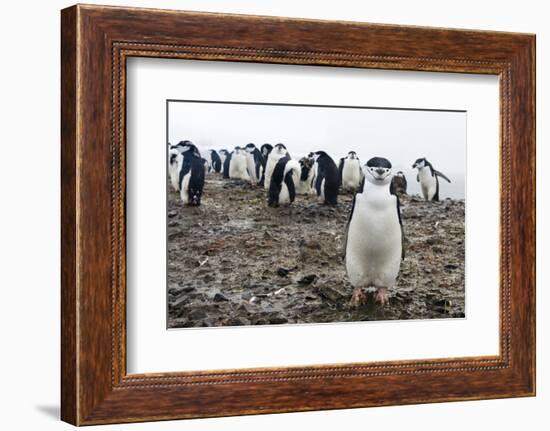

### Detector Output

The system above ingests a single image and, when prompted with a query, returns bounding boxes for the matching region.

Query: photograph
[166,100,466,329]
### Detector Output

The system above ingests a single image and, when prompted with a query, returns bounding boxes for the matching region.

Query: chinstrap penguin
[264,143,289,190]
[312,151,340,205]
[344,156,404,306]
[267,156,301,207]
[229,146,251,181]
[390,171,408,195]
[176,142,205,206]
[339,151,363,192]
[244,143,264,184]
[412,158,451,201]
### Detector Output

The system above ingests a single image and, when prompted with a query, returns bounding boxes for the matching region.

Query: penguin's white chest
[245,153,258,181]
[418,167,437,200]
[169,162,179,191]
[229,154,250,180]
[345,191,402,288]
[342,160,361,189]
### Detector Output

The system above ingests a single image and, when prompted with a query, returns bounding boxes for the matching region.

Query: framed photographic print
[61,4,536,425]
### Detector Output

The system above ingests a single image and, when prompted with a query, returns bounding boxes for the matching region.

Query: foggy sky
[168,101,466,199]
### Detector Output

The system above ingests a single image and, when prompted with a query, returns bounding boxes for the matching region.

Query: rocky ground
[167,174,465,329]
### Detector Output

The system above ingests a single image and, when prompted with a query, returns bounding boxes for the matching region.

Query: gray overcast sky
[168,101,466,199]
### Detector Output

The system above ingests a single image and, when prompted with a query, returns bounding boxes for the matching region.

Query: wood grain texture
[60,4,536,425]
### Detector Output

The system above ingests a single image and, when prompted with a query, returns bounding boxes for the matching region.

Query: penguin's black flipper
[342,193,357,260]
[416,173,419,182]
[338,158,344,181]
[390,184,405,260]
[434,170,451,183]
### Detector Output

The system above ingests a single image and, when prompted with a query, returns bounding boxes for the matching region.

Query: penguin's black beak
[375,168,384,175]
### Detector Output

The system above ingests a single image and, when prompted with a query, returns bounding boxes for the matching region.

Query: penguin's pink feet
[350,287,368,308]
[374,287,389,306]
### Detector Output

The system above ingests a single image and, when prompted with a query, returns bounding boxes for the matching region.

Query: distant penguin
[229,147,250,181]
[390,171,408,195]
[259,144,273,186]
[207,149,222,173]
[412,157,451,201]
[312,151,340,205]
[267,156,301,207]
[264,143,289,190]
[338,151,363,191]
[344,157,404,306]
[296,157,314,194]
[244,143,264,184]
[202,157,210,174]
[176,142,205,206]
[221,150,231,178]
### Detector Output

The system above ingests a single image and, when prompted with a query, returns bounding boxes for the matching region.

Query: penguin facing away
[412,157,451,201]
[312,151,340,205]
[208,149,222,173]
[338,151,363,192]
[228,146,250,181]
[244,143,264,184]
[176,142,205,206]
[390,171,408,195]
[344,157,404,306]
[264,143,289,190]
[221,149,232,178]
[267,156,301,207]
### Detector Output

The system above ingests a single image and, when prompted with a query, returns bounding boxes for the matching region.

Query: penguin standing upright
[244,143,264,184]
[338,151,363,192]
[267,156,301,207]
[412,157,451,201]
[390,171,408,195]
[312,151,340,205]
[220,149,231,178]
[344,157,404,306]
[264,143,289,190]
[258,144,273,186]
[207,149,222,173]
[296,157,314,194]
[176,142,205,206]
[228,146,250,181]
[168,143,181,191]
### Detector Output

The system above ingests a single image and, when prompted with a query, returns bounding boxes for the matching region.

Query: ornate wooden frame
[61,4,536,425]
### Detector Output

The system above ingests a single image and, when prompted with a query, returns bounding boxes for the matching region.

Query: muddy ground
[167,174,465,329]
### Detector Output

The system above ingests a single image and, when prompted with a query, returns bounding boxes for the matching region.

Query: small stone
[213,292,229,302]
[277,267,290,277]
[298,274,317,285]
[188,309,207,320]
[269,316,289,325]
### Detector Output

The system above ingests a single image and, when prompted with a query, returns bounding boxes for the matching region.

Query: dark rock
[317,285,345,303]
[298,274,317,285]
[188,309,207,320]
[277,267,290,277]
[444,264,459,271]
[269,316,289,324]
[213,292,229,302]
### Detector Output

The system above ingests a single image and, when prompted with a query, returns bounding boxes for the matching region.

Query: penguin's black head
[412,157,427,169]
[273,143,287,155]
[219,149,228,156]
[395,171,405,177]
[261,143,273,157]
[365,157,393,183]
[178,141,201,158]
[347,151,357,159]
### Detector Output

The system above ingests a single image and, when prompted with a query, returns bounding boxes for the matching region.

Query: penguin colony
[168,140,451,307]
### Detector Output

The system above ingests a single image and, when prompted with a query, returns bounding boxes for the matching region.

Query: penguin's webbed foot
[374,287,389,306]
[350,288,368,308]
